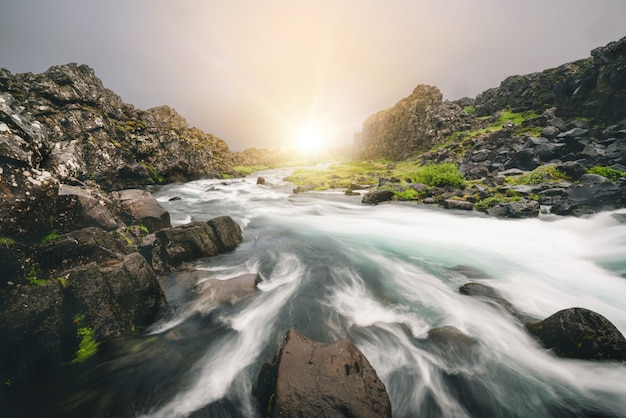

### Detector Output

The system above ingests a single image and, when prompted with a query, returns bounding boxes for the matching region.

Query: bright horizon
[2,1,626,152]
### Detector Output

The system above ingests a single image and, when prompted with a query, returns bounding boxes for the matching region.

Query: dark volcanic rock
[487,199,540,218]
[551,174,623,215]
[362,189,395,204]
[207,215,243,252]
[527,307,626,361]
[111,189,171,233]
[0,167,59,241]
[151,216,242,272]
[55,184,119,232]
[256,329,391,418]
[0,63,234,190]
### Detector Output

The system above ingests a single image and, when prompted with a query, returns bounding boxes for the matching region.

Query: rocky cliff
[354,84,476,160]
[354,36,626,161]
[0,63,234,191]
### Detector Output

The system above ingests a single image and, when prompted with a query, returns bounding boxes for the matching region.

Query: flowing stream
[54,167,626,417]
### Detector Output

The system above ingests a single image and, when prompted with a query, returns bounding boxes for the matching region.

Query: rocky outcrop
[0,63,234,191]
[256,329,392,418]
[0,63,244,411]
[474,36,626,124]
[354,84,476,160]
[352,36,626,218]
[526,307,626,361]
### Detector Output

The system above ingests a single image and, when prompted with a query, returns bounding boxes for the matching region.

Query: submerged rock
[526,307,626,361]
[256,329,392,418]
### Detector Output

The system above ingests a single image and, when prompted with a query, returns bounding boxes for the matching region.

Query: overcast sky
[2,1,626,150]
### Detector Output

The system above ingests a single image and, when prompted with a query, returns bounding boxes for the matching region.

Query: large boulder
[152,221,220,272]
[526,307,626,361]
[551,174,624,216]
[206,215,243,252]
[55,184,119,232]
[111,189,171,233]
[256,329,392,418]
[362,190,395,204]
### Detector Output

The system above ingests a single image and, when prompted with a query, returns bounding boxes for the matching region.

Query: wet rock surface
[256,329,392,418]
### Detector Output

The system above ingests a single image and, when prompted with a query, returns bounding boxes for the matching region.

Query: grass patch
[411,163,465,188]
[587,166,626,181]
[507,165,568,185]
[396,189,420,201]
[286,161,391,190]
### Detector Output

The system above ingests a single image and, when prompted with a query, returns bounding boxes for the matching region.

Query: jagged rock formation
[0,63,234,190]
[354,84,475,160]
[474,37,626,124]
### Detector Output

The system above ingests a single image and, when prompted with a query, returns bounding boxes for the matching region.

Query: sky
[1,1,626,151]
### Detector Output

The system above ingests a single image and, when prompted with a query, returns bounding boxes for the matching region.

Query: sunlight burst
[294,125,327,154]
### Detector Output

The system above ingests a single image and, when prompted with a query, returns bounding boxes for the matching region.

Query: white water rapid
[133,167,626,417]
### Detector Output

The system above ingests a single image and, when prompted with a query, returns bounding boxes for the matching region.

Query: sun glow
[294,125,328,154]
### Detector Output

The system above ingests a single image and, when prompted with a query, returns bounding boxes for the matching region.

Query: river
[54,167,626,417]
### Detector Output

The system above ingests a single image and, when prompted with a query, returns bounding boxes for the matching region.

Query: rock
[426,326,479,361]
[551,174,622,216]
[442,199,474,211]
[0,167,59,241]
[1,65,235,190]
[64,253,167,338]
[345,190,361,196]
[354,84,476,160]
[526,307,626,361]
[55,184,119,232]
[151,221,220,272]
[37,228,120,272]
[362,190,395,204]
[504,149,539,171]
[460,282,536,324]
[195,273,260,306]
[206,215,243,252]
[111,189,171,233]
[256,176,266,185]
[256,329,392,418]
[487,199,540,218]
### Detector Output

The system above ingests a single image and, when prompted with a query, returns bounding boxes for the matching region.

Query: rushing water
[52,168,626,417]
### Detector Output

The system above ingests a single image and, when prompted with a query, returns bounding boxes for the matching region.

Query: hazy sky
[1,1,626,150]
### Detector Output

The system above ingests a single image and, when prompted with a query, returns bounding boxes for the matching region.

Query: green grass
[396,189,420,200]
[507,165,568,185]
[587,166,626,181]
[411,163,466,188]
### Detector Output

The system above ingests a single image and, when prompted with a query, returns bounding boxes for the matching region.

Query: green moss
[72,313,99,363]
[41,230,59,244]
[463,105,476,115]
[411,163,465,188]
[0,237,15,247]
[474,196,505,211]
[25,266,45,285]
[221,173,233,179]
[587,166,626,181]
[507,165,568,185]
[395,189,420,201]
